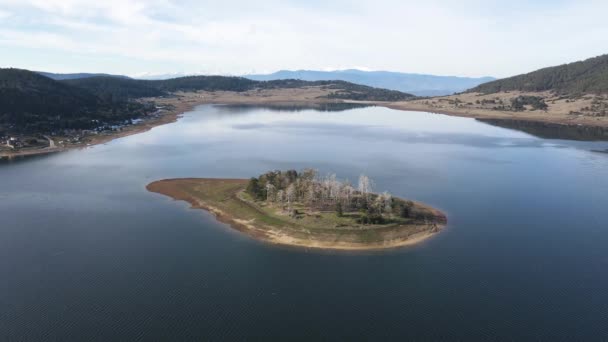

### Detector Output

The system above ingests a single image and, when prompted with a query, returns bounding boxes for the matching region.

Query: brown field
[385,91,608,128]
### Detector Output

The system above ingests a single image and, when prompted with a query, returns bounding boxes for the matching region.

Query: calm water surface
[1,105,608,340]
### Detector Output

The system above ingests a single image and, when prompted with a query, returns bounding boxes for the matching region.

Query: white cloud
[0,9,12,18]
[0,0,607,77]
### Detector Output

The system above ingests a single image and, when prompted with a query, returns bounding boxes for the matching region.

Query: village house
[6,137,22,149]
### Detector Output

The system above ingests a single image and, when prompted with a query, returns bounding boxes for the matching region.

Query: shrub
[510,96,548,111]
[336,202,343,217]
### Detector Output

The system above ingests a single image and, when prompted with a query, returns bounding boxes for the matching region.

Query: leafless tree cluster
[247,169,420,221]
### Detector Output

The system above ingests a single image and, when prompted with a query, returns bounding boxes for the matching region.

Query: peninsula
[147,170,447,250]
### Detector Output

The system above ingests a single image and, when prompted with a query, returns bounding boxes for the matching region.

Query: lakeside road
[43,135,55,148]
[3,88,608,158]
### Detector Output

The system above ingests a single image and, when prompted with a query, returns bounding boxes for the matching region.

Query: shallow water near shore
[1,104,608,340]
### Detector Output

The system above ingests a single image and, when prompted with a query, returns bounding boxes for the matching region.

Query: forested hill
[0,69,149,131]
[261,79,413,101]
[63,75,415,102]
[152,75,257,92]
[63,77,164,101]
[469,54,608,94]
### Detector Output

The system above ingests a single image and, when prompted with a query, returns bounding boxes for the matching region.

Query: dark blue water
[1,105,608,340]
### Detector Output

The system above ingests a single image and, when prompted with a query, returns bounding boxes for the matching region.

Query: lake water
[1,105,608,340]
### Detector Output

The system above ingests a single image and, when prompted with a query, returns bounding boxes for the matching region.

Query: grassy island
[147,170,447,250]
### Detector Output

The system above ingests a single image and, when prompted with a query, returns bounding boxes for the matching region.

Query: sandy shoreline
[383,102,608,128]
[147,178,446,251]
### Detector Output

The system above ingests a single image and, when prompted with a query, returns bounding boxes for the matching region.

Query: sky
[0,0,607,78]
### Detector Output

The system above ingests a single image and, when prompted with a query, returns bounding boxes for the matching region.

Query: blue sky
[0,0,606,78]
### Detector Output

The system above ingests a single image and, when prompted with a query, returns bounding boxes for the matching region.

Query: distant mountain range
[245,70,495,96]
[36,69,496,97]
[468,54,608,95]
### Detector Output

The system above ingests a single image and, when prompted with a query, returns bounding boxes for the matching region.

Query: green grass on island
[147,170,447,250]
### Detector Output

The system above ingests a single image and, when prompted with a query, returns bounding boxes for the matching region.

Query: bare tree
[343,184,356,210]
[381,191,392,214]
[265,183,276,202]
[373,195,384,214]
[358,174,372,199]
[276,189,285,205]
[328,174,340,201]
[305,183,317,206]
[286,183,296,211]
[250,170,393,219]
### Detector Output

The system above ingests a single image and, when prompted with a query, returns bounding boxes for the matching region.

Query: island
[147,169,447,250]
